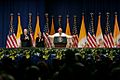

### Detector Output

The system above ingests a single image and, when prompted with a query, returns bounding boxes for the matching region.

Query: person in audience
[24,65,41,80]
[1,48,120,80]
[0,73,15,80]
[37,61,50,80]
[56,49,89,80]
[36,32,45,47]
[20,29,32,47]
[110,67,120,80]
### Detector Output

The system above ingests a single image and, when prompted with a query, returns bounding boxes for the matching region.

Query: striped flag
[87,13,97,48]
[88,32,97,48]
[107,33,114,48]
[113,13,120,47]
[28,13,34,47]
[72,15,78,48]
[72,35,78,48]
[104,13,114,48]
[65,15,71,35]
[103,34,109,48]
[44,13,51,48]
[6,13,18,48]
[96,14,104,48]
[30,33,34,46]
[6,34,18,48]
[43,32,51,48]
[104,15,109,48]
[16,13,23,47]
[78,14,87,48]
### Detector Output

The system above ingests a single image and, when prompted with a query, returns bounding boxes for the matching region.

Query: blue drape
[0,0,120,47]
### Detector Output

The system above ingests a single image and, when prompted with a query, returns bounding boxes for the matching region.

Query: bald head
[24,29,28,35]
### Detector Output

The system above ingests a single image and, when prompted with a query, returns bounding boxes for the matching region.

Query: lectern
[54,36,67,48]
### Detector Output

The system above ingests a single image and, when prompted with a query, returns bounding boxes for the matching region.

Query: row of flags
[78,13,120,48]
[6,13,53,48]
[6,13,120,48]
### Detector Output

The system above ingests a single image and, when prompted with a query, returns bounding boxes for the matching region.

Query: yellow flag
[78,15,87,47]
[50,16,55,35]
[34,16,41,42]
[16,14,23,47]
[65,16,71,35]
[113,14,120,45]
[96,15,103,45]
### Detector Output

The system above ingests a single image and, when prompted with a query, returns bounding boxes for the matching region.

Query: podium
[54,36,67,48]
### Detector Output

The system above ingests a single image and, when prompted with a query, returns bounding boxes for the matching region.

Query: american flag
[87,13,97,48]
[43,13,51,48]
[6,33,18,48]
[72,35,78,48]
[107,33,114,48]
[30,33,34,46]
[43,32,51,48]
[28,13,34,47]
[6,13,18,48]
[104,33,114,48]
[103,34,109,48]
[72,15,78,48]
[104,13,114,48]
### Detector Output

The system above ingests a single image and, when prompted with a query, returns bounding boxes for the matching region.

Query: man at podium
[49,27,72,48]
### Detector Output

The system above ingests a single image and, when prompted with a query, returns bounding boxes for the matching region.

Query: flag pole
[45,13,49,34]
[28,13,32,33]
[106,12,110,34]
[73,15,77,35]
[58,15,62,28]
[9,13,14,34]
[90,12,94,34]
[6,13,18,48]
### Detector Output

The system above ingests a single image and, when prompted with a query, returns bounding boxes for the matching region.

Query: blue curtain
[0,0,120,47]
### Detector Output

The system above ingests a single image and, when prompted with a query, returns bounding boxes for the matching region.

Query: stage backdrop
[0,0,120,47]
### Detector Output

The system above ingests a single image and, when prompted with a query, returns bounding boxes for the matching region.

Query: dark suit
[36,37,45,47]
[20,34,32,47]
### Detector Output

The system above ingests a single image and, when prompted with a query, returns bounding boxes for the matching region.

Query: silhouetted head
[25,65,40,80]
[64,49,76,64]
[0,73,15,80]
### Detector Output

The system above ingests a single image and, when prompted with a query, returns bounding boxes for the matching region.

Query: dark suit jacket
[20,34,32,47]
[36,37,45,47]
